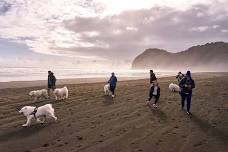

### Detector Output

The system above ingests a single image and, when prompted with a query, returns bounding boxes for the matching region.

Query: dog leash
[30,107,38,119]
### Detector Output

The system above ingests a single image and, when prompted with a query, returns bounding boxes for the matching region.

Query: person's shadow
[102,95,114,105]
[190,114,228,147]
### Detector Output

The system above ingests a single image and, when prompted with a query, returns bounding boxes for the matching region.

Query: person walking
[176,72,185,83]
[150,70,157,85]
[179,71,195,115]
[147,81,160,108]
[108,72,118,98]
[48,71,56,97]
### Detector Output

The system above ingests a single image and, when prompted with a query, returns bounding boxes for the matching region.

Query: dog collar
[30,107,38,119]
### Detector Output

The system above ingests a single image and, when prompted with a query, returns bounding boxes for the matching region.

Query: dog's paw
[22,124,28,127]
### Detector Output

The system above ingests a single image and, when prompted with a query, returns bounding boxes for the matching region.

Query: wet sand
[0,73,227,152]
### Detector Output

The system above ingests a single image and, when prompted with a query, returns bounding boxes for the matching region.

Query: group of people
[147,70,195,115]
[48,69,195,115]
[47,70,118,98]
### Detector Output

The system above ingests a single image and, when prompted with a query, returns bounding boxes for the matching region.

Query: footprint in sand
[77,136,83,140]
[193,141,204,147]
[181,135,187,138]
[64,142,68,145]
[91,125,96,128]
[42,143,49,147]
[57,144,64,147]
[173,126,179,129]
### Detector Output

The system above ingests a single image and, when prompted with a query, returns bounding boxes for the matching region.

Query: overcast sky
[0,0,228,69]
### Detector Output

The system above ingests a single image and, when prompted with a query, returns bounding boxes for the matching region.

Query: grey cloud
[0,1,11,15]
[61,3,228,61]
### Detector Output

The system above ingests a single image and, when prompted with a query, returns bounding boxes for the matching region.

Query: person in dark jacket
[108,72,117,98]
[150,70,157,84]
[147,81,160,108]
[48,71,56,96]
[176,72,185,83]
[179,71,195,115]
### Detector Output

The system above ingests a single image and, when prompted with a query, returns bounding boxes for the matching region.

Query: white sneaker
[186,111,191,115]
[112,95,115,98]
[153,104,158,108]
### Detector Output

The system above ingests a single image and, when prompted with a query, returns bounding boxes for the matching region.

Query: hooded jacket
[108,75,117,87]
[179,71,195,93]
[48,73,56,86]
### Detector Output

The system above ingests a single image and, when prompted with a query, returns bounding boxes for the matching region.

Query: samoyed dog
[19,104,57,127]
[169,83,180,92]
[29,89,49,101]
[104,84,110,95]
[53,86,68,100]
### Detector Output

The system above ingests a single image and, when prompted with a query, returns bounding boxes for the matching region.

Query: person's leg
[186,93,192,113]
[110,86,115,97]
[148,86,153,101]
[180,92,186,111]
[112,86,116,95]
[154,95,159,104]
[48,87,51,97]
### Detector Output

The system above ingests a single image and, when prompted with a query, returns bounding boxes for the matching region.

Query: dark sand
[0,73,227,152]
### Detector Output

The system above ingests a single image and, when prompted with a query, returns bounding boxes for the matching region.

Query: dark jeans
[110,85,116,95]
[48,85,56,91]
[149,87,159,104]
[149,95,159,104]
[180,91,192,112]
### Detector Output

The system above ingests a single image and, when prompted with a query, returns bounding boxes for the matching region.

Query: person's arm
[148,86,154,101]
[179,78,185,88]
[191,79,195,89]
[158,87,160,98]
[108,77,111,83]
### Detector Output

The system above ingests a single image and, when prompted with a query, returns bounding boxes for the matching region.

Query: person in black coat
[108,72,118,98]
[179,71,195,115]
[147,81,160,108]
[48,71,56,96]
[150,70,157,84]
[176,72,185,83]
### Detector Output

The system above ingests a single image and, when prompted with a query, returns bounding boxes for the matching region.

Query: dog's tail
[64,86,69,99]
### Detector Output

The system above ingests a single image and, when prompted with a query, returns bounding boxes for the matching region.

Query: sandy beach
[0,72,227,152]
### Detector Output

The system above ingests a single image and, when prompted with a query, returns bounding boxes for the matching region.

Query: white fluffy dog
[104,84,110,95]
[19,104,57,127]
[53,86,68,100]
[169,83,180,92]
[29,89,49,101]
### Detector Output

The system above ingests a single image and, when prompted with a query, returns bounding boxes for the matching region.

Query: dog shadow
[190,114,228,145]
[0,123,51,142]
[102,95,114,105]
